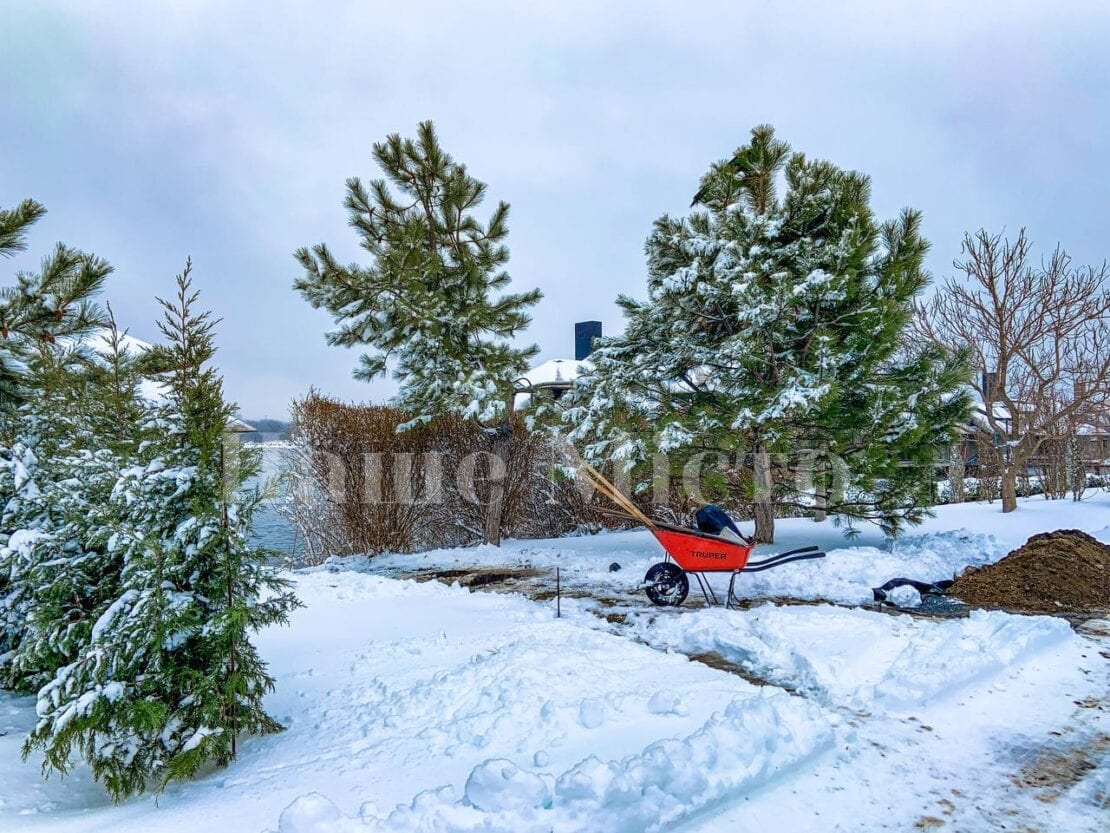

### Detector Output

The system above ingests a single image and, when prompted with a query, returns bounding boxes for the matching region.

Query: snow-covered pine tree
[294,121,542,545]
[566,125,969,541]
[0,440,42,680]
[0,347,97,689]
[5,314,148,692]
[26,261,297,799]
[0,199,110,413]
[0,200,109,686]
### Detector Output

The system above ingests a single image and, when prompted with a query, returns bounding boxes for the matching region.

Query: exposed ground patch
[406,566,543,590]
[1011,732,1110,804]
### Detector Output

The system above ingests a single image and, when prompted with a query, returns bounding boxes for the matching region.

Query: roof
[1076,422,1110,437]
[516,358,590,390]
[513,358,591,408]
[227,416,257,433]
[83,330,154,358]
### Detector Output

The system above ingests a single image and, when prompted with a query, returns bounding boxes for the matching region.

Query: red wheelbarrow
[576,462,826,609]
[643,523,825,608]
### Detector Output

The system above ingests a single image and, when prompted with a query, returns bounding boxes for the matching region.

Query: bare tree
[914,229,1110,512]
[945,444,966,504]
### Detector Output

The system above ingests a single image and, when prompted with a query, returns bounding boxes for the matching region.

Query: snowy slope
[0,572,834,832]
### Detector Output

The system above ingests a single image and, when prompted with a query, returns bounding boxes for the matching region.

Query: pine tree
[295,121,542,545]
[0,349,94,690]
[0,202,109,685]
[0,199,110,413]
[566,126,969,541]
[0,434,50,683]
[25,261,298,799]
[3,313,147,692]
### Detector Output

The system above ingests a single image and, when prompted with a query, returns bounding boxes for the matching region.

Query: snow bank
[629,604,1074,713]
[275,689,834,833]
[732,530,1006,604]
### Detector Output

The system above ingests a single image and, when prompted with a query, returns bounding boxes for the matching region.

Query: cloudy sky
[3,1,1109,417]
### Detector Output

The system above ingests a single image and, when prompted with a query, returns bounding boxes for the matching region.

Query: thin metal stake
[556,566,561,618]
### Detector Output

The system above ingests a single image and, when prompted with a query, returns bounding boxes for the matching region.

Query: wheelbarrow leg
[692,572,718,607]
[693,572,709,605]
[726,571,738,609]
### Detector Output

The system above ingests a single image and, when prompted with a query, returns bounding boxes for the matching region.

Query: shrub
[282,393,598,562]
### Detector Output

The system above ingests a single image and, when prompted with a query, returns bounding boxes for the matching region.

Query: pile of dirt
[949,529,1109,613]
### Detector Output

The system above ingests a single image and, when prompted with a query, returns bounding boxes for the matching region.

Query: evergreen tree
[2,314,147,692]
[295,121,542,545]
[0,347,94,689]
[0,199,110,413]
[566,126,969,541]
[0,434,50,683]
[25,261,298,799]
[0,201,109,683]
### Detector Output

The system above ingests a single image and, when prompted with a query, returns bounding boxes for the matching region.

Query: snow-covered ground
[1,493,1108,832]
[374,488,1110,607]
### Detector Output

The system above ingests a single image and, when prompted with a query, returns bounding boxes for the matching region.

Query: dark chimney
[982,369,1000,400]
[575,321,602,361]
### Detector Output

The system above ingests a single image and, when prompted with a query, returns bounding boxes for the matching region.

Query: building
[949,372,1110,478]
[515,321,601,405]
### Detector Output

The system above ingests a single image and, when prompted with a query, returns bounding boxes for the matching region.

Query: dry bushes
[282,393,599,563]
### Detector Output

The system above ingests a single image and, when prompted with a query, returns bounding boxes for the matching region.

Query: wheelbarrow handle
[742,549,826,573]
[775,545,821,558]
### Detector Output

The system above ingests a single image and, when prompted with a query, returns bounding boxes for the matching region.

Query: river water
[246,444,297,557]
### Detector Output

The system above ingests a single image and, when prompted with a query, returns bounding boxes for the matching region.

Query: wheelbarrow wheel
[644,562,689,607]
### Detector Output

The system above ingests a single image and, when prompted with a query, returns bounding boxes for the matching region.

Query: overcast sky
[3,1,1109,417]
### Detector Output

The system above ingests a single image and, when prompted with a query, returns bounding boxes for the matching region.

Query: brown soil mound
[949,529,1109,613]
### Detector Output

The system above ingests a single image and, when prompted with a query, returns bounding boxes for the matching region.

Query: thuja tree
[295,121,542,545]
[566,125,969,542]
[26,262,298,800]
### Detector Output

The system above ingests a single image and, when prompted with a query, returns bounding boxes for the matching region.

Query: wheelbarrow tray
[649,523,753,572]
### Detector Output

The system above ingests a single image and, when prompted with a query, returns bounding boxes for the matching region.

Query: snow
[517,358,588,388]
[885,583,922,608]
[275,688,833,833]
[180,726,219,753]
[4,529,46,554]
[76,329,168,405]
[1,571,835,831]
[514,358,590,408]
[628,605,1074,713]
[89,590,137,642]
[1,493,1108,832]
[375,693,828,833]
[79,330,152,359]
